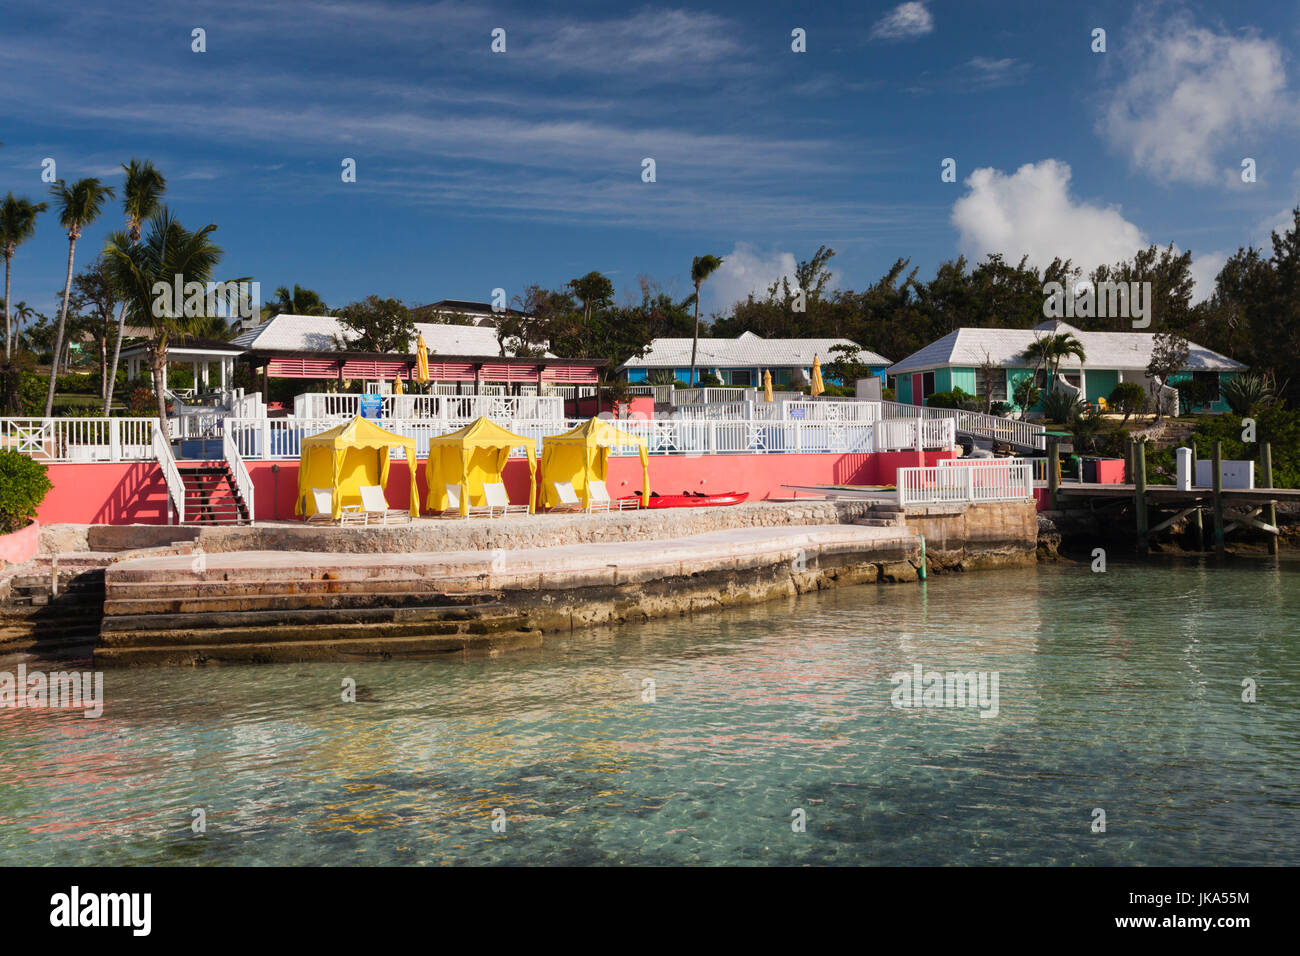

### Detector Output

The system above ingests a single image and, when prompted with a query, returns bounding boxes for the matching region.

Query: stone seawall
[95,524,921,666]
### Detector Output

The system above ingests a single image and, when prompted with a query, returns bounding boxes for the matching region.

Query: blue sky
[3,0,1298,319]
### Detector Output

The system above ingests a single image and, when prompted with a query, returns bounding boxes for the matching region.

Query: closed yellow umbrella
[763,368,774,402]
[810,355,825,396]
[393,374,403,395]
[415,332,430,385]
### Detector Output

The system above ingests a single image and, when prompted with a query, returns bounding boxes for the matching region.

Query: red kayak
[620,491,749,508]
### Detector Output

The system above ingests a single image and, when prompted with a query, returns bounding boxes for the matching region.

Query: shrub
[127,386,156,416]
[926,388,979,410]
[1220,372,1278,416]
[1043,389,1085,423]
[0,450,53,534]
[990,401,1014,417]
[1108,382,1149,424]
[1012,377,1041,411]
[881,387,896,402]
[1175,377,1218,413]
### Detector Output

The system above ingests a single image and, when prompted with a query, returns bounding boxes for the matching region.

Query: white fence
[880,399,1046,451]
[224,416,954,460]
[293,392,565,421]
[0,417,157,462]
[899,459,1034,506]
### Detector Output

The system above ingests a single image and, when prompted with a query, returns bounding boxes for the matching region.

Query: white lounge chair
[482,481,528,516]
[307,487,365,525]
[587,479,637,512]
[549,481,583,513]
[443,483,491,518]
[358,484,410,525]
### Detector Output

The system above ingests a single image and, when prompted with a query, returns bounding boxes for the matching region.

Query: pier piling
[1262,442,1278,556]
[1212,441,1225,558]
[1134,441,1149,556]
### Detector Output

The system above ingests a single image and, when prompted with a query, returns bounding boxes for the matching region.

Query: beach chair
[307,487,366,525]
[443,483,491,518]
[358,484,410,525]
[482,481,528,517]
[588,479,637,512]
[549,481,583,513]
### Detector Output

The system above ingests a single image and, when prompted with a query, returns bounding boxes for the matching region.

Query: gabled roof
[886,322,1246,376]
[231,313,554,357]
[620,331,888,369]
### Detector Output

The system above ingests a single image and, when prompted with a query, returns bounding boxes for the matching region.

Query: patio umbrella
[393,374,403,395]
[810,355,825,397]
[415,332,430,387]
[763,369,774,402]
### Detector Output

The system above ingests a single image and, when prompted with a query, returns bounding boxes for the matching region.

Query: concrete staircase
[0,557,109,664]
[178,463,250,525]
[97,575,543,665]
[854,503,908,528]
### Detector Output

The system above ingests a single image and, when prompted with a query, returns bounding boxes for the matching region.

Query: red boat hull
[620,492,749,509]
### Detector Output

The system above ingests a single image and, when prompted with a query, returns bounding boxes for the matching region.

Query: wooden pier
[1056,441,1289,556]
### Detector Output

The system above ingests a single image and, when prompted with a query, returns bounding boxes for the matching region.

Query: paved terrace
[39,500,886,556]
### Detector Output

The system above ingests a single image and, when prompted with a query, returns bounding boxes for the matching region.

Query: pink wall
[37,463,172,525]
[35,450,959,524]
[0,519,40,567]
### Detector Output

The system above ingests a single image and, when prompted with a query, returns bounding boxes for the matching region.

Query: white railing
[223,415,954,460]
[671,386,750,405]
[0,417,156,462]
[784,400,882,423]
[292,392,565,421]
[222,428,255,525]
[898,460,1033,507]
[879,399,1046,451]
[152,423,185,524]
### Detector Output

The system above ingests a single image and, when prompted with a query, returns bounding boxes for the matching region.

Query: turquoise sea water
[1,559,1297,866]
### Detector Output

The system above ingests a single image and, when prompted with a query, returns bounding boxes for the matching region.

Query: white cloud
[952,159,1147,271]
[951,159,1233,303]
[871,3,933,41]
[705,244,799,312]
[528,9,744,75]
[1187,249,1227,304]
[1100,15,1291,184]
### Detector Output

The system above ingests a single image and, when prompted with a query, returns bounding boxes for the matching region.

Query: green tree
[1145,331,1190,422]
[0,193,48,359]
[262,283,328,320]
[568,271,614,326]
[334,296,415,353]
[688,254,723,385]
[1108,381,1148,425]
[1021,331,1086,390]
[102,208,226,422]
[69,256,122,399]
[104,159,166,414]
[45,178,115,416]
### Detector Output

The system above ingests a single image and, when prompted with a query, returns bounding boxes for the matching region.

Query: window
[729,369,752,387]
[922,371,935,398]
[974,367,1007,402]
[1193,371,1220,403]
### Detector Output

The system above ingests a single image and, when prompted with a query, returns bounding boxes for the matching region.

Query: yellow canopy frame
[424,416,538,516]
[295,416,420,520]
[541,417,650,509]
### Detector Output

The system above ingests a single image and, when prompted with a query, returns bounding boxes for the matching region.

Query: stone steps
[94,628,545,666]
[102,601,514,635]
[101,588,502,617]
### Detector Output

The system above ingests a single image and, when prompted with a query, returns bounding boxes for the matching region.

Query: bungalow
[620,331,891,387]
[886,320,1246,413]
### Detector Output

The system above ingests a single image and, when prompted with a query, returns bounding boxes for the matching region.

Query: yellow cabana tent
[541,417,650,510]
[295,416,420,520]
[425,417,538,516]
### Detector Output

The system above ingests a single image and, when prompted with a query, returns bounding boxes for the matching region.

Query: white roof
[621,331,887,369]
[231,313,553,357]
[886,321,1245,375]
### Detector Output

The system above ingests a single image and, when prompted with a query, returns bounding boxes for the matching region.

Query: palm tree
[1021,332,1086,392]
[104,159,166,414]
[689,254,724,386]
[44,179,115,416]
[0,193,49,359]
[102,208,224,422]
[262,284,328,320]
